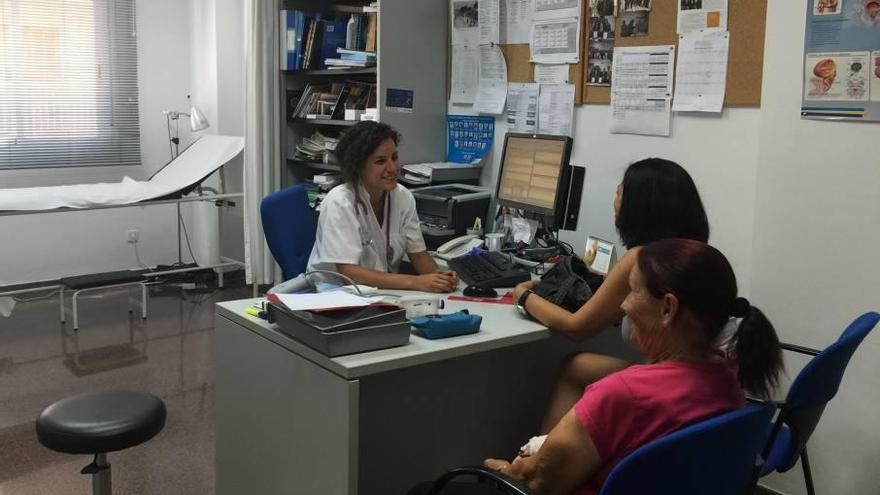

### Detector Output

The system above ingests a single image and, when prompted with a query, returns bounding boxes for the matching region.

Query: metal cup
[485,233,504,252]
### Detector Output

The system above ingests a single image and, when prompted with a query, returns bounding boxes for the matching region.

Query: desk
[214,292,601,495]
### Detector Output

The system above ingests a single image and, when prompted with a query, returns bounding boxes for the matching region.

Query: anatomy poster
[801,0,880,121]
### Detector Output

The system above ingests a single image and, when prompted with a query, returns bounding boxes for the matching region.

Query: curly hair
[334,121,401,184]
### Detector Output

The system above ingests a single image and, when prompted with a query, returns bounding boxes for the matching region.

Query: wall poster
[801,0,880,121]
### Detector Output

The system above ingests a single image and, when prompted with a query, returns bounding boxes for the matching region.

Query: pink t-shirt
[573,358,745,495]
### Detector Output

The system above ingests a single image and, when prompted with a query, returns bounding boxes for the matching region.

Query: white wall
[751,1,880,494]
[0,0,193,285]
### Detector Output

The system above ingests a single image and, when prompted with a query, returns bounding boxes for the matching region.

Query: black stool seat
[36,390,166,455]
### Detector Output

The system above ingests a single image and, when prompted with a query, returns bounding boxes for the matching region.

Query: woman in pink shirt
[483,239,783,495]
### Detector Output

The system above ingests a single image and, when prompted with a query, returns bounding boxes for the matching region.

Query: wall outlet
[126,229,140,243]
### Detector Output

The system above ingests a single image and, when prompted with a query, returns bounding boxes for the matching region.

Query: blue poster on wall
[447,115,494,163]
[801,0,880,121]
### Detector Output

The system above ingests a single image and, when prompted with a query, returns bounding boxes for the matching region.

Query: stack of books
[294,131,339,163]
[280,8,377,71]
[325,48,376,69]
[289,81,376,121]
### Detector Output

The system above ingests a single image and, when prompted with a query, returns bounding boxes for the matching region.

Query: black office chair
[36,390,167,495]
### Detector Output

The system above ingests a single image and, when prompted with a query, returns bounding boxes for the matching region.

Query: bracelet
[516,289,534,317]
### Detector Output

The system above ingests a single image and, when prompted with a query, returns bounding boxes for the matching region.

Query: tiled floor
[0,282,251,495]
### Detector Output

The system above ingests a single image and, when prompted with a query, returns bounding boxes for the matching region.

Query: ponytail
[729,301,783,399]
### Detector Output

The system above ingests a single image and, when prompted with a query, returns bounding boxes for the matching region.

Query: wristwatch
[516,289,535,317]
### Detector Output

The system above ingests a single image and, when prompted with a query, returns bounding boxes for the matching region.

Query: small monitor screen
[497,136,567,211]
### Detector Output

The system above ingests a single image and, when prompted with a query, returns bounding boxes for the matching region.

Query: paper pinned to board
[530,18,581,64]
[538,83,575,137]
[451,45,479,103]
[677,0,727,34]
[500,0,534,44]
[479,0,501,44]
[452,0,480,46]
[673,30,730,112]
[610,45,675,136]
[534,63,570,84]
[473,45,509,114]
[506,82,540,133]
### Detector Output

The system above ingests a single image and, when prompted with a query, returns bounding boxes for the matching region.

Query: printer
[412,184,491,249]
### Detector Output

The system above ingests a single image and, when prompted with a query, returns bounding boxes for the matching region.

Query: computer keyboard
[447,252,532,288]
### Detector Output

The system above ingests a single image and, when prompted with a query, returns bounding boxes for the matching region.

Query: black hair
[638,238,783,399]
[615,158,710,248]
[334,121,401,184]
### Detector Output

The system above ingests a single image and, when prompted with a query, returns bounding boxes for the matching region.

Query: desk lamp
[163,95,210,159]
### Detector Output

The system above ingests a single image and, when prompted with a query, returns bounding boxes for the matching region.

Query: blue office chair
[758,311,879,495]
[260,184,316,280]
[422,402,777,495]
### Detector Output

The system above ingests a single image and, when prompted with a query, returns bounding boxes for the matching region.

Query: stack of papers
[294,131,338,162]
[271,292,382,312]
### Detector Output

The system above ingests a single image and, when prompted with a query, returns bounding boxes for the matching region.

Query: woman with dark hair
[307,121,458,292]
[511,158,710,430]
[481,239,782,495]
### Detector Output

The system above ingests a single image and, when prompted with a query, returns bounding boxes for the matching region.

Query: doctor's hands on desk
[413,270,458,293]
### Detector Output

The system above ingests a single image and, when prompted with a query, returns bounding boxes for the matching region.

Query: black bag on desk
[532,256,599,313]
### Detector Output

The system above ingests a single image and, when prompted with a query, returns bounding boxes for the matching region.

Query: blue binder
[319,19,348,69]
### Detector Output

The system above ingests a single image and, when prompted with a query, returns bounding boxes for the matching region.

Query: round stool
[36,390,166,495]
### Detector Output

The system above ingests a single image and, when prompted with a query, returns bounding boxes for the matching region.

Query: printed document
[534,63,570,84]
[538,83,575,136]
[673,31,730,112]
[274,292,376,311]
[479,0,501,45]
[473,45,509,114]
[531,19,581,64]
[500,0,534,43]
[610,45,675,136]
[452,0,480,45]
[677,0,727,34]
[534,0,582,20]
[506,82,540,133]
[451,45,480,103]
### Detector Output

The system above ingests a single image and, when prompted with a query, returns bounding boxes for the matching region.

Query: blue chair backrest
[770,311,880,471]
[786,312,879,409]
[260,184,316,280]
[599,402,777,495]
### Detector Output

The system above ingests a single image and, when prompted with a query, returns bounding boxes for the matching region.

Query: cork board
[581,0,766,106]
[499,1,588,104]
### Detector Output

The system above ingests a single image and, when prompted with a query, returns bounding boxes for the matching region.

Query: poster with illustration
[804,52,870,101]
[872,51,880,101]
[801,0,880,120]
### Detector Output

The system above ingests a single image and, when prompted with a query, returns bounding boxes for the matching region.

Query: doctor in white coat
[307,121,458,293]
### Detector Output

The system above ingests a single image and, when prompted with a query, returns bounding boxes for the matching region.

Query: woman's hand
[412,272,457,293]
[484,458,512,473]
[513,279,539,301]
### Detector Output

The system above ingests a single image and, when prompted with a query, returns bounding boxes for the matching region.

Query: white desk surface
[215,288,550,380]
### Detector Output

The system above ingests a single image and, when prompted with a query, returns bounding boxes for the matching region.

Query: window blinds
[0,0,140,169]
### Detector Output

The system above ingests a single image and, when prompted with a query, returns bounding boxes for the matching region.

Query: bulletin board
[499,1,588,104]
[581,0,767,106]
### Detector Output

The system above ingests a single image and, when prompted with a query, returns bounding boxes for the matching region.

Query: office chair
[758,311,880,495]
[260,184,317,280]
[423,402,776,495]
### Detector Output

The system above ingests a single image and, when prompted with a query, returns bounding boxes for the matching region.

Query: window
[0,0,140,169]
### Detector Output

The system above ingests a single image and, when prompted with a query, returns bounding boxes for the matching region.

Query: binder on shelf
[364,12,377,52]
[280,10,299,71]
[292,10,306,70]
[319,19,349,69]
[301,17,319,69]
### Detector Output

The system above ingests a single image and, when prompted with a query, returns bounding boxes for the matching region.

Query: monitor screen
[496,135,569,213]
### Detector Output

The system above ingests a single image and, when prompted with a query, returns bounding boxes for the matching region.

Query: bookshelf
[279,0,448,187]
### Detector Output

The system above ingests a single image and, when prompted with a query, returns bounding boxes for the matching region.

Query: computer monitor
[495,133,579,231]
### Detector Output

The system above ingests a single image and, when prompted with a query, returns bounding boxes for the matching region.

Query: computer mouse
[463,285,498,298]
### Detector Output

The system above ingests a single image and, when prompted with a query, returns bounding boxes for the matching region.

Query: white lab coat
[307,182,427,274]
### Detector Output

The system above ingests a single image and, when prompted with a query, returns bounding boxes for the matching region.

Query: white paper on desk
[452,0,480,46]
[506,82,540,133]
[500,0,533,44]
[451,45,479,103]
[473,45,508,114]
[534,63,570,84]
[538,84,575,137]
[274,292,376,311]
[479,0,500,44]
[677,0,727,34]
[530,19,581,64]
[610,45,675,136]
[534,0,582,20]
[673,31,729,112]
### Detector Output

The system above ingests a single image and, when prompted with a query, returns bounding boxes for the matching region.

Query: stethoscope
[354,186,394,271]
